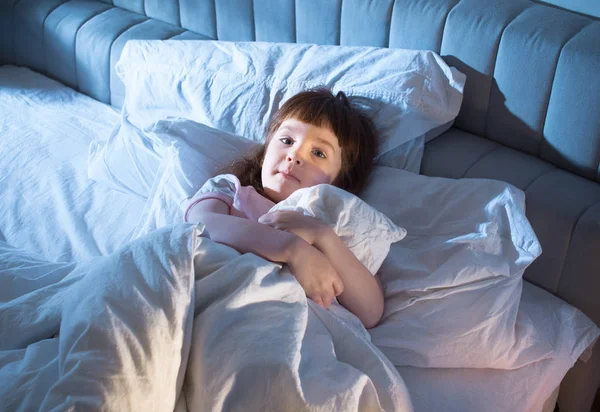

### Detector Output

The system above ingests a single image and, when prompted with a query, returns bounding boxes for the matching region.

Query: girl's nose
[287,154,302,165]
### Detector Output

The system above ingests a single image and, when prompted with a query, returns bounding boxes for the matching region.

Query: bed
[1,1,600,411]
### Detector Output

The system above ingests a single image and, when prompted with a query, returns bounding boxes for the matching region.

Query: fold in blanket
[0,224,412,412]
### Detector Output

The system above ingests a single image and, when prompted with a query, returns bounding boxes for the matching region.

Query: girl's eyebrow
[279,126,296,134]
[280,125,336,153]
[314,137,336,154]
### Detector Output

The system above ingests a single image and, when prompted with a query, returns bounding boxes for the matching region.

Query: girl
[184,88,383,328]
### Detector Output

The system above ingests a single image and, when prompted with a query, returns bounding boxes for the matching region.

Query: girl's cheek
[310,169,333,185]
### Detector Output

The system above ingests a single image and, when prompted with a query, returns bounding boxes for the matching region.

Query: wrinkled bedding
[2,65,599,412]
[0,65,144,261]
[0,224,412,411]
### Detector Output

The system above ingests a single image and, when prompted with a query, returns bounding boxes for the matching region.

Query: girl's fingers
[313,296,325,308]
[333,279,344,296]
[258,212,274,223]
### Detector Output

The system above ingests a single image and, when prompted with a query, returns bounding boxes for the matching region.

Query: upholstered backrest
[1,1,600,410]
[2,0,598,183]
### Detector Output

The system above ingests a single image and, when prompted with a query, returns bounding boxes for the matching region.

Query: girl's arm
[313,227,384,329]
[258,211,385,328]
[187,198,297,263]
[187,199,344,308]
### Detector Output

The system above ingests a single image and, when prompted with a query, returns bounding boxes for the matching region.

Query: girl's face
[261,118,343,203]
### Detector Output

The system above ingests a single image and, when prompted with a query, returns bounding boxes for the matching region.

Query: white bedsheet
[395,281,592,412]
[0,66,144,262]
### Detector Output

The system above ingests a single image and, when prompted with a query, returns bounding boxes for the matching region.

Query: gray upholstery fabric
[389,0,459,51]
[339,0,394,47]
[3,0,598,182]
[0,0,19,65]
[0,0,598,410]
[484,6,589,156]
[422,128,600,412]
[109,18,185,107]
[541,22,600,181]
[422,129,600,325]
[44,0,113,89]
[441,0,531,137]
[75,7,147,103]
[13,0,66,73]
[296,0,341,45]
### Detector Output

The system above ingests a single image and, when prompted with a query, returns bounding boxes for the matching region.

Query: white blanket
[0,224,413,412]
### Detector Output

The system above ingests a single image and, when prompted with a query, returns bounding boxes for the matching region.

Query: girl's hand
[259,211,328,246]
[287,238,344,309]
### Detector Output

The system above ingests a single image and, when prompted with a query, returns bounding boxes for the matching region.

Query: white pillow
[88,110,163,199]
[361,166,555,369]
[272,184,406,275]
[130,119,259,239]
[116,40,466,174]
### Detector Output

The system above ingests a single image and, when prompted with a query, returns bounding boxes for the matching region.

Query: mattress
[0,65,567,411]
[397,363,560,412]
[0,66,144,262]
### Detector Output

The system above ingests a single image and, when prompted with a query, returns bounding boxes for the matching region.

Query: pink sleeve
[184,192,233,222]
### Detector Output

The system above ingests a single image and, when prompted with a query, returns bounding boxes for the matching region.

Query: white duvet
[0,224,412,412]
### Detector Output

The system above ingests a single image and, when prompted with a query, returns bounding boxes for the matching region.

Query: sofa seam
[74,6,113,93]
[387,0,396,48]
[483,4,531,140]
[597,150,600,183]
[439,0,462,54]
[11,0,25,62]
[338,0,343,45]
[108,17,151,104]
[251,0,256,41]
[522,167,557,192]
[292,0,297,43]
[175,0,182,27]
[213,0,218,40]
[165,28,187,40]
[382,0,394,48]
[537,22,592,158]
[556,198,600,295]
[460,145,501,178]
[42,0,69,76]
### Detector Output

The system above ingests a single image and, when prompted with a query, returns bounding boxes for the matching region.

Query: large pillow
[130,118,259,238]
[360,166,599,371]
[396,281,600,412]
[362,166,539,369]
[89,113,259,200]
[115,40,466,174]
[88,110,163,199]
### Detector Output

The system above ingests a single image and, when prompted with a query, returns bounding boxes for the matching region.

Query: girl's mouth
[278,171,299,183]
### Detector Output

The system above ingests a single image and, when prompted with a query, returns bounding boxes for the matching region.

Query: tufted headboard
[2,0,599,182]
[1,1,599,410]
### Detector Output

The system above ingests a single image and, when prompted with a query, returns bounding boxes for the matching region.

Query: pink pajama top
[183,174,275,222]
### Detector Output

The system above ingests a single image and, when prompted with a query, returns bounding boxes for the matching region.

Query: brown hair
[219,87,378,196]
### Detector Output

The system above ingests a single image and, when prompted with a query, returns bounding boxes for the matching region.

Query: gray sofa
[1,0,599,410]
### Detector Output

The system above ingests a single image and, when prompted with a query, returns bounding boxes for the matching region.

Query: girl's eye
[280,137,293,145]
[313,149,327,159]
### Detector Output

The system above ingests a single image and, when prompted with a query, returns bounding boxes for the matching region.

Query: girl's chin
[264,184,296,203]
[263,186,286,203]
